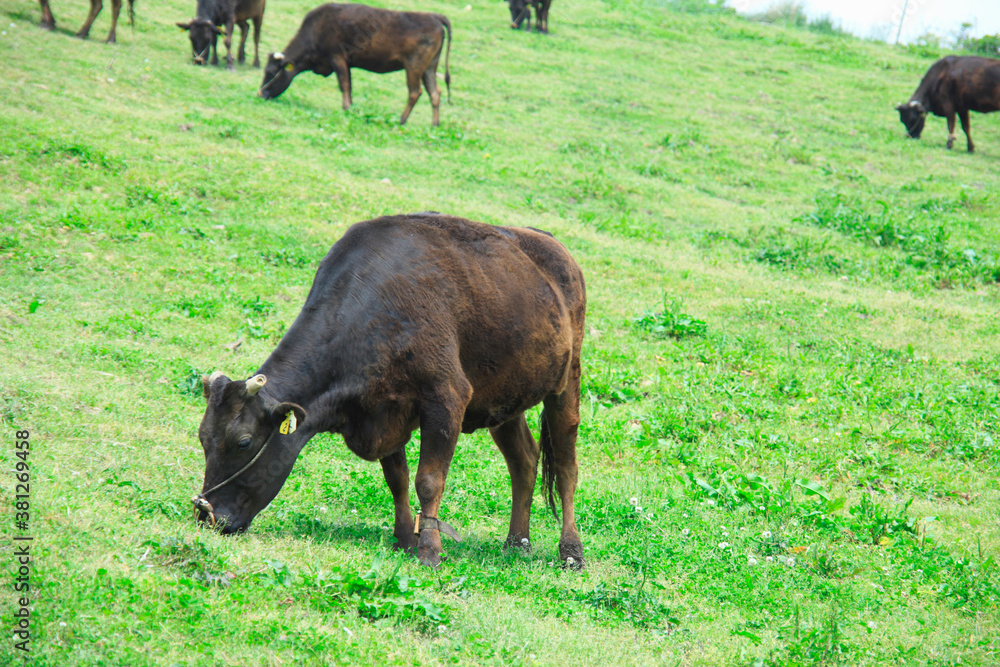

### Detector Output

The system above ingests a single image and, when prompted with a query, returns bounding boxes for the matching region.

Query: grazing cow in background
[258,3,451,126]
[190,213,587,569]
[508,0,551,33]
[177,0,265,69]
[896,55,1000,153]
[37,0,135,43]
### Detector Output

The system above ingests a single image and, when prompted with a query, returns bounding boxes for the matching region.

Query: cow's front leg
[236,20,249,64]
[414,381,471,567]
[104,0,121,43]
[334,59,352,110]
[399,68,423,125]
[75,0,103,39]
[39,0,56,30]
[959,109,974,153]
[422,67,441,127]
[380,448,416,552]
[223,21,235,70]
[946,112,956,150]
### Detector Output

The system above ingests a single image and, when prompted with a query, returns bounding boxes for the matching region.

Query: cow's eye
[238,436,253,450]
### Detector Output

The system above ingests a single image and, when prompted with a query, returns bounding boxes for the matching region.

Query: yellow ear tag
[284,62,295,72]
[280,411,297,435]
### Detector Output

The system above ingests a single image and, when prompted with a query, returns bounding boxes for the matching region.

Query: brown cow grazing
[258,3,451,126]
[190,213,586,569]
[508,0,551,33]
[896,55,1000,153]
[37,0,135,43]
[177,0,265,69]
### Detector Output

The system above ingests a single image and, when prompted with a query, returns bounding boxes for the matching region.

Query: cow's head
[259,52,298,99]
[508,0,530,28]
[194,372,307,534]
[895,100,927,139]
[177,19,224,65]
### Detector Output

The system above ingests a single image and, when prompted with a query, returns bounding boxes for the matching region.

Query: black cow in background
[37,0,135,43]
[508,0,551,33]
[258,3,451,126]
[177,0,266,68]
[896,55,1000,153]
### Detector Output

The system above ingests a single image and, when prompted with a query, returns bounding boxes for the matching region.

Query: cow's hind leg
[76,0,103,39]
[414,380,472,567]
[380,448,417,552]
[422,66,442,127]
[236,20,249,65]
[959,109,974,153]
[490,414,540,550]
[541,384,583,567]
[946,112,957,150]
[399,68,423,126]
[39,0,55,31]
[104,0,121,43]
[223,21,235,70]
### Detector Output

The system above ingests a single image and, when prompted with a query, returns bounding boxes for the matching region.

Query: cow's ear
[270,402,307,434]
[894,102,904,110]
[177,21,191,30]
[202,371,228,400]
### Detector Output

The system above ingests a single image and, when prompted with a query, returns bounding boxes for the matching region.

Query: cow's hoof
[559,542,584,570]
[418,549,442,569]
[105,36,116,44]
[74,30,90,39]
[40,21,55,31]
[252,60,260,69]
[504,536,532,553]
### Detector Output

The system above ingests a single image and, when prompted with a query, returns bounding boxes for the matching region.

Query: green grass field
[2,0,999,663]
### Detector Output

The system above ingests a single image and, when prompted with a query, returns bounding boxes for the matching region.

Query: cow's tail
[540,407,558,520]
[439,15,451,104]
[128,0,135,27]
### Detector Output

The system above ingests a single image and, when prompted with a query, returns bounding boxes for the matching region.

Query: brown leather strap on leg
[413,513,463,542]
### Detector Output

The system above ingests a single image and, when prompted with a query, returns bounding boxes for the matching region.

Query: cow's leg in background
[104,0,121,43]
[251,16,262,68]
[75,0,103,39]
[946,112,957,150]
[333,59,352,110]
[380,448,417,552]
[236,20,249,65]
[490,414,540,550]
[210,34,219,66]
[39,0,56,30]
[422,66,442,127]
[399,68,423,125]
[542,383,584,567]
[223,20,236,70]
[538,0,551,33]
[959,109,975,152]
[413,380,471,567]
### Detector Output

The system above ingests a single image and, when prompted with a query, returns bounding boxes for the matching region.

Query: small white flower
[342,627,354,638]
[59,622,67,627]
[765,556,774,563]
[635,506,643,512]
[748,557,758,566]
[762,530,772,539]
[721,525,727,530]
[812,438,819,443]
[718,541,730,549]
[350,509,357,515]
[566,556,576,565]
[682,513,689,518]
[722,531,729,537]
[629,497,638,506]
[787,557,796,567]
[520,537,529,546]
[706,499,716,506]
[681,528,690,536]
[867,621,877,630]
[646,512,654,519]
[107,78,114,83]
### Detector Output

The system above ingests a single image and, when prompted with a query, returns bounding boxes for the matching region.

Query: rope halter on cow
[413,511,463,542]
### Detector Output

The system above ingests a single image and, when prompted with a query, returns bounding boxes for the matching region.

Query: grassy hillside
[1,0,999,663]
